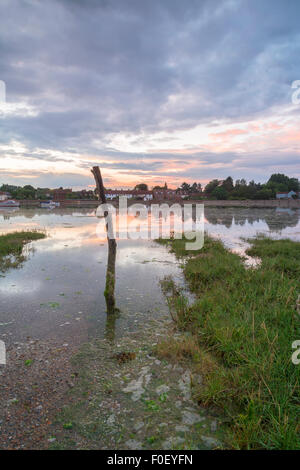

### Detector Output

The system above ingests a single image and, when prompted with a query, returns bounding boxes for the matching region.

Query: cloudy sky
[0,0,300,189]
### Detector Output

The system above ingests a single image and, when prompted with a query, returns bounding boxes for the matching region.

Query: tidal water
[0,206,299,346]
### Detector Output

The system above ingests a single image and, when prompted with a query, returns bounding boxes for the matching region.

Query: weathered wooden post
[91,166,117,315]
[105,313,117,342]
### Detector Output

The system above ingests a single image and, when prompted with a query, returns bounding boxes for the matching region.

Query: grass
[156,234,300,449]
[156,334,202,363]
[0,230,46,271]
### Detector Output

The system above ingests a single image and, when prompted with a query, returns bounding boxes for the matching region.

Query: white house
[276,191,297,199]
[0,191,11,201]
[105,190,134,200]
[142,193,153,201]
[105,190,153,201]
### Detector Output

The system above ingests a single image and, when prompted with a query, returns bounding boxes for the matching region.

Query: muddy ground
[0,314,222,450]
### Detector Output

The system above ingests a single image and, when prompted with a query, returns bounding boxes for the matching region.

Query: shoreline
[14,199,300,209]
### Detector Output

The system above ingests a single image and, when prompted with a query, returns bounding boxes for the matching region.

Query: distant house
[0,191,11,201]
[153,189,183,201]
[51,188,72,201]
[140,192,153,201]
[78,189,95,199]
[105,190,153,202]
[276,191,297,199]
[153,189,192,200]
[105,190,134,200]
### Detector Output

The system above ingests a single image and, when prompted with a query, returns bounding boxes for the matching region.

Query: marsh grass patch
[0,230,46,272]
[156,234,300,449]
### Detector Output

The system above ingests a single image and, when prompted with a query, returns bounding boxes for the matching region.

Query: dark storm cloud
[0,0,300,184]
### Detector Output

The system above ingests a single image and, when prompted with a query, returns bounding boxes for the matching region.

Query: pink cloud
[209,128,248,140]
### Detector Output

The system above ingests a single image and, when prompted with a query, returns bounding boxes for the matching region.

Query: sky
[0,0,300,190]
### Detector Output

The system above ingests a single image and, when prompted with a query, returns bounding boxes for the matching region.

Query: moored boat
[0,199,20,207]
[40,201,60,209]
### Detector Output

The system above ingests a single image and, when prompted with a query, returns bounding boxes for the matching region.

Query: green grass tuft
[0,230,46,272]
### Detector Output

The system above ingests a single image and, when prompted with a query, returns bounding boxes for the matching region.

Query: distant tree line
[0,184,96,200]
[177,174,300,200]
[1,174,299,200]
[0,184,42,200]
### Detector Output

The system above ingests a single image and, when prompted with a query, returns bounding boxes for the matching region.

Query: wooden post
[91,166,106,206]
[91,166,117,315]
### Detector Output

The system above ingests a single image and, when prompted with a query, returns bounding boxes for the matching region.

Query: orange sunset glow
[0,1,299,190]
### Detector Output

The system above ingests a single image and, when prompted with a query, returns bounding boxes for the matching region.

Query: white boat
[40,201,60,209]
[0,199,20,207]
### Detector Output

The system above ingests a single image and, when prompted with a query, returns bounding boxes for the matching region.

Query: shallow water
[204,206,300,264]
[0,208,183,346]
[0,206,299,346]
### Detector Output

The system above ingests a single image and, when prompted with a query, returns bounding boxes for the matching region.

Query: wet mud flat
[48,316,221,450]
[0,317,221,450]
[0,337,77,449]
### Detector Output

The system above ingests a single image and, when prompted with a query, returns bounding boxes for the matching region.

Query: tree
[191,182,202,193]
[205,179,219,194]
[288,178,300,192]
[222,177,234,192]
[179,182,191,193]
[134,183,148,191]
[268,174,290,186]
[211,186,228,200]
[253,188,273,200]
[266,174,300,196]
